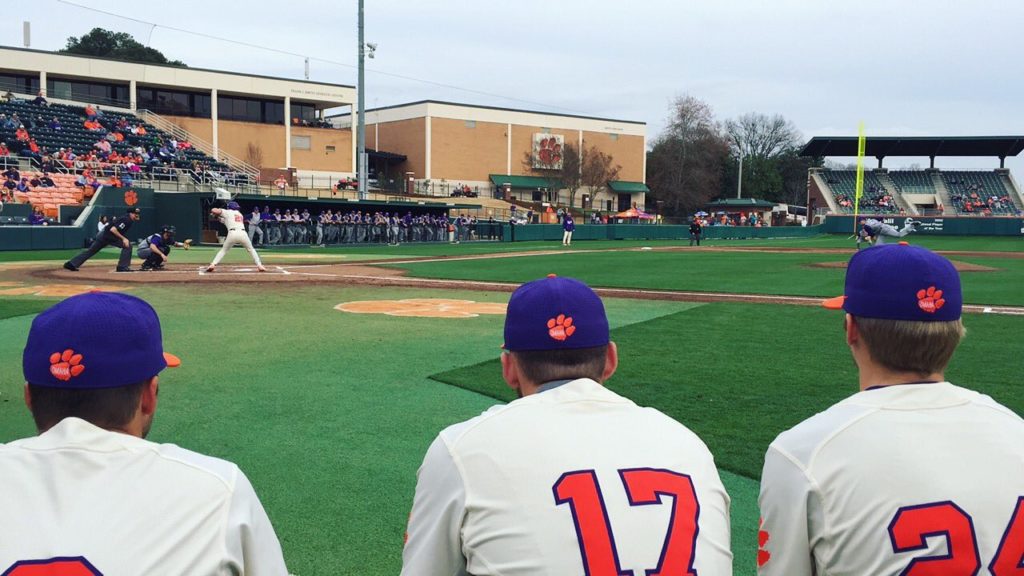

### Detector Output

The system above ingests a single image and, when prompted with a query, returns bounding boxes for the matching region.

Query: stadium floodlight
[367,42,377,59]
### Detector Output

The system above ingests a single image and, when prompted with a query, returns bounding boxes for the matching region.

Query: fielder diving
[857,217,919,248]
[207,201,266,273]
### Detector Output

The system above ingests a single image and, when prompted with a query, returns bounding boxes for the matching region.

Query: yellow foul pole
[853,122,866,234]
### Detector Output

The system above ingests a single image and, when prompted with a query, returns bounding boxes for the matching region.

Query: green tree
[61,28,187,67]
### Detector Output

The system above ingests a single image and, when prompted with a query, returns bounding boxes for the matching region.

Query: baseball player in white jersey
[758,244,1024,576]
[402,276,732,576]
[0,292,288,576]
[207,200,266,272]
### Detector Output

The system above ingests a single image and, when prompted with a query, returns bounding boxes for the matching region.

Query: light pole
[356,0,367,200]
[736,153,743,199]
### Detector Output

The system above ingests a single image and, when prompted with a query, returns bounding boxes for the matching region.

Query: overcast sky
[5,0,1023,172]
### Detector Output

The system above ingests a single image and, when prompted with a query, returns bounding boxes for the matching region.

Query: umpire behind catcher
[64,207,140,272]
[0,292,289,575]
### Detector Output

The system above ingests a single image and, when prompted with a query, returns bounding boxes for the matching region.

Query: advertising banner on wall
[532,134,564,170]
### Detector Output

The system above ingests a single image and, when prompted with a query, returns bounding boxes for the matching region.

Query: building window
[609,133,619,141]
[325,145,336,153]
[47,78,129,107]
[0,73,40,95]
[465,120,476,128]
[218,95,286,124]
[291,135,311,150]
[137,87,211,118]
[290,102,316,125]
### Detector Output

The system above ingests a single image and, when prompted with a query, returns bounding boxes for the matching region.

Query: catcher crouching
[138,225,192,271]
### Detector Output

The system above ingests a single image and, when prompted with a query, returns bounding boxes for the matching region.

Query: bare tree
[521,142,586,207]
[581,146,620,208]
[722,112,807,203]
[646,95,730,216]
[245,142,264,169]
[723,113,802,159]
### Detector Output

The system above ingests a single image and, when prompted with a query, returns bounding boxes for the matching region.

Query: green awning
[607,180,650,193]
[705,198,775,208]
[489,174,558,189]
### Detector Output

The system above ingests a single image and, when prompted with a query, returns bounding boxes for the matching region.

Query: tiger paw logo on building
[124,190,138,206]
[547,314,576,341]
[50,349,85,381]
[916,286,945,314]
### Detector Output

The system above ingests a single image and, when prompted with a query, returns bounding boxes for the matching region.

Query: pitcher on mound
[207,201,266,273]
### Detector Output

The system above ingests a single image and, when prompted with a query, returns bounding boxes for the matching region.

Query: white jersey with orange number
[0,417,288,576]
[758,382,1024,576]
[402,378,733,576]
[219,209,246,232]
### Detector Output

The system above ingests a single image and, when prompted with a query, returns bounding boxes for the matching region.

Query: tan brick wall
[291,127,352,172]
[162,118,352,171]
[430,118,508,181]
[369,118,426,178]
[215,121,286,169]
[582,131,645,182]
[166,116,213,142]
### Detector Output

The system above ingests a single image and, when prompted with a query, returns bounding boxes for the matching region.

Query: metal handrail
[135,109,260,184]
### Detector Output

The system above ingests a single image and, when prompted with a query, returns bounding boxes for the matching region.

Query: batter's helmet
[227,201,240,210]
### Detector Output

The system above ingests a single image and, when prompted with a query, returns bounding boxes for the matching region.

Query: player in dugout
[402,275,733,575]
[758,244,1024,576]
[0,292,288,575]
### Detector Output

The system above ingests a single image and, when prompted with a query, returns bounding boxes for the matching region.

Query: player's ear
[501,352,521,392]
[600,342,618,382]
[845,314,859,347]
[23,383,32,412]
[140,376,159,417]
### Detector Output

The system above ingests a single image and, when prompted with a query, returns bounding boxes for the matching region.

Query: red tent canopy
[614,207,655,219]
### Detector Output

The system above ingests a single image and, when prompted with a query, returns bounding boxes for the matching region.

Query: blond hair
[855,316,965,376]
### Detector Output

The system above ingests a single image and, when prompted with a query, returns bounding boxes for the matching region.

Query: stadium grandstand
[801,136,1024,220]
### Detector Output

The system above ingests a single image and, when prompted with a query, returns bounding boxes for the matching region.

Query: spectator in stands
[38,174,55,188]
[30,91,48,106]
[84,104,98,120]
[29,207,47,226]
[0,142,8,156]
[15,126,30,142]
[48,117,62,131]
[3,166,19,182]
[25,139,41,160]
[16,178,32,193]
[0,114,16,130]
[84,119,102,132]
[1,90,15,103]
[275,176,289,192]
[95,139,112,155]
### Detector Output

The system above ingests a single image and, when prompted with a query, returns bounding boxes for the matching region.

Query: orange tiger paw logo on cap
[50,348,85,381]
[916,286,945,314]
[547,314,576,341]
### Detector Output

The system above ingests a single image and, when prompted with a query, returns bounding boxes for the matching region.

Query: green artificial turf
[391,250,1024,306]
[0,299,53,320]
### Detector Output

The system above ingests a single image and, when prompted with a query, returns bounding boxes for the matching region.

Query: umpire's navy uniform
[65,208,139,272]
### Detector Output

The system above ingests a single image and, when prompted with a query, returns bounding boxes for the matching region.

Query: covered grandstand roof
[800,136,1024,159]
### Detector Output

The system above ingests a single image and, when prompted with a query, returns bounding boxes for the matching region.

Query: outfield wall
[504,224,824,242]
[823,216,1024,236]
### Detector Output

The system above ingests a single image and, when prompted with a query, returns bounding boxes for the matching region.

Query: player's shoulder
[767,398,874,469]
[152,443,244,490]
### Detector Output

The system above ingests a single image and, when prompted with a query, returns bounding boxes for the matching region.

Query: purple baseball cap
[504,275,610,351]
[823,245,962,321]
[23,292,181,389]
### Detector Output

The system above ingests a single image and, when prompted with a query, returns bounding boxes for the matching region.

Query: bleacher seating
[820,170,898,214]
[942,171,1018,215]
[0,98,246,182]
[889,171,937,195]
[1,96,252,221]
